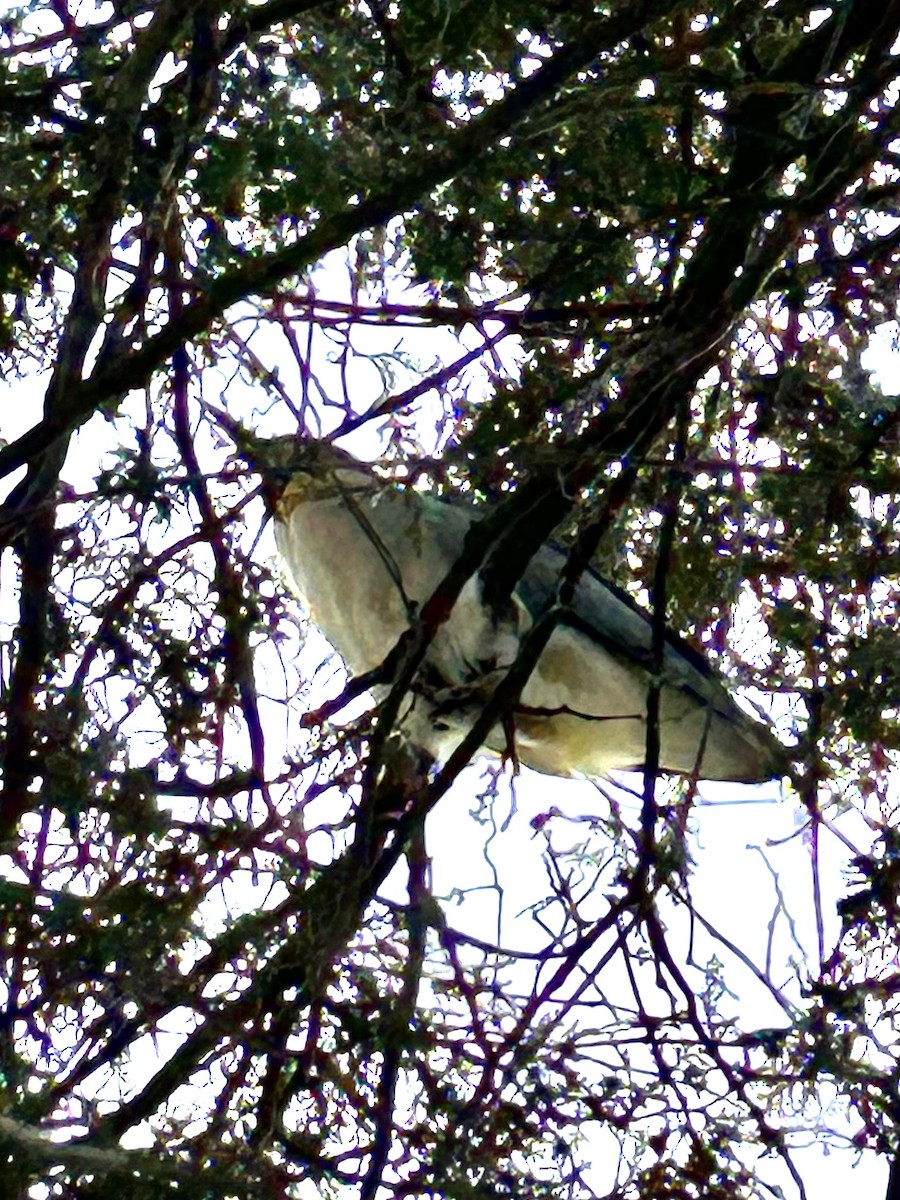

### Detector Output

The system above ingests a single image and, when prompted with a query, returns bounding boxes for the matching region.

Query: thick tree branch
[0,1114,272,1198]
[1,0,207,835]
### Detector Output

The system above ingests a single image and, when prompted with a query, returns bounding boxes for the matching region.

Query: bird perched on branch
[236,430,783,784]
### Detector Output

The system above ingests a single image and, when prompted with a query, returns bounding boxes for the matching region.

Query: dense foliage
[2,1,900,1196]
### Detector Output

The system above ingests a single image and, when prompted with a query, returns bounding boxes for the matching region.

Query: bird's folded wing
[510,548,782,781]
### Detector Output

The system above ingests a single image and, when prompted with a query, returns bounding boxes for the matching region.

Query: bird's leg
[500,712,521,775]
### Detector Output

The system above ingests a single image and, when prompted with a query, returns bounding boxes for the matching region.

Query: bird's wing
[510,546,782,781]
[518,548,729,705]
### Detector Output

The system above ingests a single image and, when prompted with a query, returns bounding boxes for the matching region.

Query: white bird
[240,433,783,783]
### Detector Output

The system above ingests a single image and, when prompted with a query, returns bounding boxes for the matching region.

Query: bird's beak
[206,406,307,511]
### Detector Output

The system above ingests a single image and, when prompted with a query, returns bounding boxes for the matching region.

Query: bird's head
[223,417,378,518]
